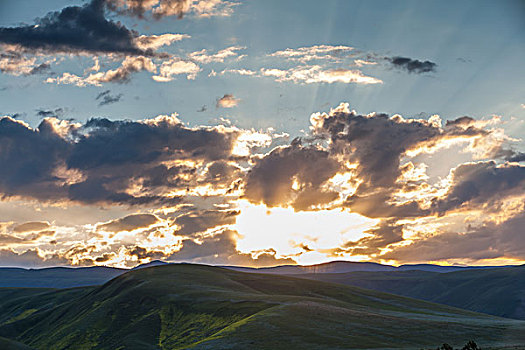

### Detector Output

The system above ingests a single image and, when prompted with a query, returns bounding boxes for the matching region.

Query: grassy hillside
[293,266,525,320]
[0,337,33,350]
[0,264,524,349]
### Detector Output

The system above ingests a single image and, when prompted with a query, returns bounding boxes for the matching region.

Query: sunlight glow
[233,200,379,264]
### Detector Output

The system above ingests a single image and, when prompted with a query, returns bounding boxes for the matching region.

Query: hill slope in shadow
[293,266,525,320]
[0,264,524,349]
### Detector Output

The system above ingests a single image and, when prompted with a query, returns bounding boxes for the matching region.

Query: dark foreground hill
[293,265,525,320]
[0,264,524,349]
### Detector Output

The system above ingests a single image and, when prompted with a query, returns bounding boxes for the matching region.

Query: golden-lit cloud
[0,102,523,268]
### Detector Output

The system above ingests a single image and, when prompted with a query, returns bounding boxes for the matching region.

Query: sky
[0,0,524,268]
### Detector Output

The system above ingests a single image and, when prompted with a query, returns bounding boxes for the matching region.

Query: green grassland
[0,264,524,349]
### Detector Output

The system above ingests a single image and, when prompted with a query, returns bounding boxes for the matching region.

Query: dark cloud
[388,56,437,73]
[96,90,123,106]
[36,108,64,118]
[0,117,70,201]
[431,161,525,214]
[310,106,495,217]
[174,209,239,236]
[0,114,240,206]
[244,140,340,210]
[0,0,147,55]
[126,246,166,260]
[506,152,525,163]
[97,214,159,232]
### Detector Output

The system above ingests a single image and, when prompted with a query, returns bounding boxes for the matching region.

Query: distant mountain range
[0,264,523,349]
[222,260,517,274]
[1,260,516,288]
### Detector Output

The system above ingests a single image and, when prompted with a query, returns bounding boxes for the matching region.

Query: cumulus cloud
[216,94,240,108]
[431,161,525,214]
[0,114,244,205]
[311,104,490,192]
[0,102,521,268]
[0,0,147,56]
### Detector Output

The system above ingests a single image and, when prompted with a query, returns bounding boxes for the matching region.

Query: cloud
[47,56,156,87]
[388,56,437,73]
[216,94,240,108]
[431,161,525,214]
[311,104,490,192]
[220,68,257,76]
[106,0,239,19]
[268,45,354,63]
[96,90,123,106]
[244,140,341,210]
[174,209,238,236]
[334,219,404,256]
[0,114,243,205]
[0,52,53,76]
[97,213,159,232]
[261,66,382,84]
[0,0,147,56]
[13,221,51,233]
[36,108,64,118]
[188,46,245,63]
[380,211,525,263]
[133,33,189,51]
[152,58,201,81]
[168,229,295,267]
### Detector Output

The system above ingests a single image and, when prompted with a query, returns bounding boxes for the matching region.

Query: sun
[232,200,379,265]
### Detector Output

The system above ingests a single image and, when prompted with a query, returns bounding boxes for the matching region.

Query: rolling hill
[0,264,524,349]
[293,265,525,320]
